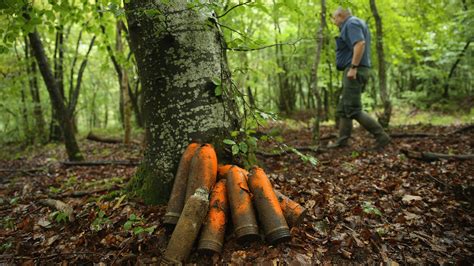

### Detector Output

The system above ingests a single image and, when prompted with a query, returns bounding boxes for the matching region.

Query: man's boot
[327,117,352,148]
[354,111,390,150]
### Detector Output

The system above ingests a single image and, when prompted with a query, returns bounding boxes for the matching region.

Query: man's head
[332,7,352,27]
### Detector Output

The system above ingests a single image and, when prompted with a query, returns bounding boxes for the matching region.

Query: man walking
[328,7,390,150]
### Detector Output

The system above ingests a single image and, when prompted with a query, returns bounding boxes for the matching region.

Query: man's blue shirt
[335,16,371,70]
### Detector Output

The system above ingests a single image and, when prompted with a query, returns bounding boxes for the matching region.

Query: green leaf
[247,136,257,148]
[124,221,133,230]
[133,226,144,235]
[144,9,159,17]
[232,144,239,155]
[223,139,236,145]
[362,202,382,216]
[144,225,157,234]
[307,156,318,166]
[230,131,239,137]
[239,142,248,153]
[9,197,18,205]
[214,85,222,96]
[211,77,221,85]
[54,211,69,223]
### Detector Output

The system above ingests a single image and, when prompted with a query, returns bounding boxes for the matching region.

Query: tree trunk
[14,40,31,143]
[116,21,132,144]
[25,37,47,143]
[311,0,326,143]
[370,0,392,128]
[28,30,84,161]
[97,5,143,129]
[443,40,470,98]
[125,0,239,204]
[129,78,144,128]
[272,2,295,115]
[51,25,65,141]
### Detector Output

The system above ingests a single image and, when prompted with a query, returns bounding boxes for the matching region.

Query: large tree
[125,0,239,204]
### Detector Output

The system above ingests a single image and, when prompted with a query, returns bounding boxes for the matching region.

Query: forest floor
[0,122,473,265]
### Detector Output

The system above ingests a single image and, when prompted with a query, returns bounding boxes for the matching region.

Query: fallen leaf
[291,253,312,264]
[45,235,59,246]
[340,248,352,259]
[37,217,52,228]
[404,211,420,220]
[402,195,422,205]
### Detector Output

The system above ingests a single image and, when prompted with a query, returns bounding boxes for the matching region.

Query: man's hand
[347,68,357,80]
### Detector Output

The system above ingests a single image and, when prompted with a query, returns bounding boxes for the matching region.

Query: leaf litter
[0,124,472,264]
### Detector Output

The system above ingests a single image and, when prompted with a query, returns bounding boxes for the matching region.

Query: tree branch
[226,39,303,52]
[69,29,83,104]
[68,36,96,115]
[216,0,252,18]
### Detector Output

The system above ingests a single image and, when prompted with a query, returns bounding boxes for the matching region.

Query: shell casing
[248,167,291,245]
[226,166,260,243]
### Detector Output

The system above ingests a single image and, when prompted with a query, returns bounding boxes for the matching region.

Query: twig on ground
[400,149,474,162]
[38,199,75,222]
[390,124,473,138]
[60,160,139,167]
[257,146,325,157]
[57,185,121,198]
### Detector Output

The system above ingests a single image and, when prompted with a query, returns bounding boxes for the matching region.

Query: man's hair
[335,6,352,17]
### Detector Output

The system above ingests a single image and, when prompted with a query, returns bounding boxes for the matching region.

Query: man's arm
[347,40,365,80]
[352,40,365,66]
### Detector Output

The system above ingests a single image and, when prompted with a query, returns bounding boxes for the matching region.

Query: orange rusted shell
[185,144,218,202]
[197,179,228,253]
[248,167,291,244]
[226,166,259,243]
[164,143,200,226]
[218,164,249,180]
[274,190,307,228]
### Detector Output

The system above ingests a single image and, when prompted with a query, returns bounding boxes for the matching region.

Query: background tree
[311,0,327,143]
[370,0,392,128]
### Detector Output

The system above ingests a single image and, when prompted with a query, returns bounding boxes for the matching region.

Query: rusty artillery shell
[185,144,218,202]
[274,190,307,228]
[163,188,209,264]
[197,179,228,254]
[218,164,249,180]
[164,143,200,226]
[248,167,291,244]
[226,166,260,243]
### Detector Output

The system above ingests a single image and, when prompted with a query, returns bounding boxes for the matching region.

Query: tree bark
[28,30,84,161]
[14,41,31,142]
[51,25,65,141]
[125,0,239,204]
[272,1,295,115]
[68,36,96,116]
[97,5,143,129]
[370,0,392,128]
[128,77,144,128]
[24,37,47,143]
[311,0,326,143]
[116,21,132,144]
[443,40,470,98]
